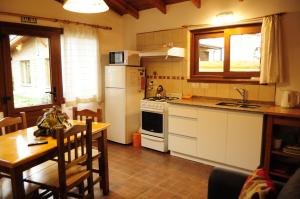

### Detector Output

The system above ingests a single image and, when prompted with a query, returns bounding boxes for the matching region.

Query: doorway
[0,22,64,126]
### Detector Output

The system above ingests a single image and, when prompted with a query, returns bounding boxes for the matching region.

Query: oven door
[141,109,165,138]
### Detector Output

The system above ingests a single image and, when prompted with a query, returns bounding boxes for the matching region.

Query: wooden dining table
[0,120,110,199]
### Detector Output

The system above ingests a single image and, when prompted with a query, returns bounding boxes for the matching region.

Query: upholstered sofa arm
[207,168,248,199]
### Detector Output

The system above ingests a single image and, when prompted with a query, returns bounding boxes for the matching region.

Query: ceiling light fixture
[63,0,109,14]
[213,11,236,24]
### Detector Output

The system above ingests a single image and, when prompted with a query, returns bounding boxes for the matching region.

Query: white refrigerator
[105,65,144,144]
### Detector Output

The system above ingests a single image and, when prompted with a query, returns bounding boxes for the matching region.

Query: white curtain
[61,24,100,106]
[260,14,283,84]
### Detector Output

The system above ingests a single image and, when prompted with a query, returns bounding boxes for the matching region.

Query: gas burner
[145,96,179,102]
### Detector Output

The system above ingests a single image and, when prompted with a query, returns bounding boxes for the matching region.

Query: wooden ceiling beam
[191,0,201,8]
[54,0,64,4]
[146,0,166,14]
[107,0,139,19]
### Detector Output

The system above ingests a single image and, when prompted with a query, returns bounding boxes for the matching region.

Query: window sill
[187,77,260,84]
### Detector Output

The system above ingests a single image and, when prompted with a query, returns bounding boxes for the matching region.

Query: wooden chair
[0,112,28,179]
[25,119,94,199]
[0,112,27,135]
[72,107,102,122]
[72,107,103,187]
[0,177,40,199]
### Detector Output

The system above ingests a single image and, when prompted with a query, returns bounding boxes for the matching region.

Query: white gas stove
[140,94,180,152]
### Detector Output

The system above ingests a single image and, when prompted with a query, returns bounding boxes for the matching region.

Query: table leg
[98,129,109,195]
[10,168,25,199]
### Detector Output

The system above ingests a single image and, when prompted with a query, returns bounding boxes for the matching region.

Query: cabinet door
[198,108,227,162]
[226,111,263,170]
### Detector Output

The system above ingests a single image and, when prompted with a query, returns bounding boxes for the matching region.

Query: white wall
[276,12,300,105]
[123,0,300,105]
[123,0,300,49]
[0,0,125,107]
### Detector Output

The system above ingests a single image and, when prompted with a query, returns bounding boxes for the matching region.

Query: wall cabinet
[168,104,264,171]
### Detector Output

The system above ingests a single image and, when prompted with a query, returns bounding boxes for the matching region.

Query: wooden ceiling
[55,0,201,19]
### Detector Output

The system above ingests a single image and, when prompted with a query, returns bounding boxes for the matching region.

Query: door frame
[0,22,64,124]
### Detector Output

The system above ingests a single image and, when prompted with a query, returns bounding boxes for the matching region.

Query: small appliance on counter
[140,92,181,152]
[280,90,300,108]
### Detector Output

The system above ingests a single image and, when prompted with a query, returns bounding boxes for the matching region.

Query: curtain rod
[182,12,286,29]
[0,11,112,30]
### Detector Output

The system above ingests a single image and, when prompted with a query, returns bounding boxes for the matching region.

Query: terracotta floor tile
[24,142,213,199]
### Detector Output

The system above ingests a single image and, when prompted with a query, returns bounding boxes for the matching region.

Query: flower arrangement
[34,106,72,138]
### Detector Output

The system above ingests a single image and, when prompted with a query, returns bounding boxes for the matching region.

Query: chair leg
[87,176,94,199]
[78,182,85,195]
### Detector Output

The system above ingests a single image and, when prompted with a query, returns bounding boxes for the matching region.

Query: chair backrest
[0,112,27,135]
[72,107,102,122]
[56,118,93,190]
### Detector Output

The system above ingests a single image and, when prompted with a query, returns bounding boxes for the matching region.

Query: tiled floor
[95,142,214,199]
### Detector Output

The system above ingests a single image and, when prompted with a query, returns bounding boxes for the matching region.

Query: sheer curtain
[260,14,283,84]
[61,24,100,106]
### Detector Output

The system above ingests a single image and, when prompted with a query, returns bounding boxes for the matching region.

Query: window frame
[20,60,32,86]
[189,23,262,83]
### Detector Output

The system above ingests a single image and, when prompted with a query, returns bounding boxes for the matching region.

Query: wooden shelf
[263,115,300,182]
[272,150,300,160]
[269,171,290,179]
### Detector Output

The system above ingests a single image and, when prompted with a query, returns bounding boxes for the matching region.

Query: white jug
[280,90,300,108]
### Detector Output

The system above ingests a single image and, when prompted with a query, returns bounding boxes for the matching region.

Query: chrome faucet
[234,88,248,104]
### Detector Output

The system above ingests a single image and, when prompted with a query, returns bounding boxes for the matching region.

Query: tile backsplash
[138,28,276,103]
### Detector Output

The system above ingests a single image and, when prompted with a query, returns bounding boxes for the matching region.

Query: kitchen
[1,0,300,198]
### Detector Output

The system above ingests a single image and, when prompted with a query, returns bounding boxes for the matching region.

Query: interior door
[0,22,64,126]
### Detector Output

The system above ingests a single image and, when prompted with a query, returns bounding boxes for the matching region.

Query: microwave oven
[109,50,140,66]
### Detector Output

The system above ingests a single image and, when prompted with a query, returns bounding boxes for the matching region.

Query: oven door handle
[142,135,163,142]
[141,108,164,113]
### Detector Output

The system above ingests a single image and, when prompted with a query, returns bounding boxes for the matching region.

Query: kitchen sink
[215,102,239,107]
[216,101,261,109]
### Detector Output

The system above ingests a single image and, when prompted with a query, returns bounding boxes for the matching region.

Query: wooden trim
[187,77,260,84]
[190,23,262,83]
[191,0,201,8]
[0,11,112,30]
[0,22,64,126]
[108,0,139,19]
[146,0,166,14]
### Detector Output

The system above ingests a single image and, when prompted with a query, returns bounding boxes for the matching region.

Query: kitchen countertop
[168,97,300,118]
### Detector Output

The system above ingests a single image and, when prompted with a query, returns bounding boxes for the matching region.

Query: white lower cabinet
[198,108,227,163]
[168,134,198,156]
[168,104,198,156]
[168,104,263,171]
[226,111,263,170]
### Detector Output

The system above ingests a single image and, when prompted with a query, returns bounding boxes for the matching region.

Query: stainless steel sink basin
[215,102,239,107]
[216,101,260,109]
[239,104,261,108]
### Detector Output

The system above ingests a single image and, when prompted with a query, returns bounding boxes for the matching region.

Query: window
[20,60,31,85]
[61,24,100,106]
[45,58,51,88]
[190,24,261,83]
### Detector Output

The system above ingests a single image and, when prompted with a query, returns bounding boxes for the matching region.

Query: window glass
[230,33,261,72]
[9,34,52,108]
[198,37,224,72]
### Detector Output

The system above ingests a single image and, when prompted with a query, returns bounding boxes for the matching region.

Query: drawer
[168,104,198,118]
[168,133,197,156]
[168,116,197,137]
